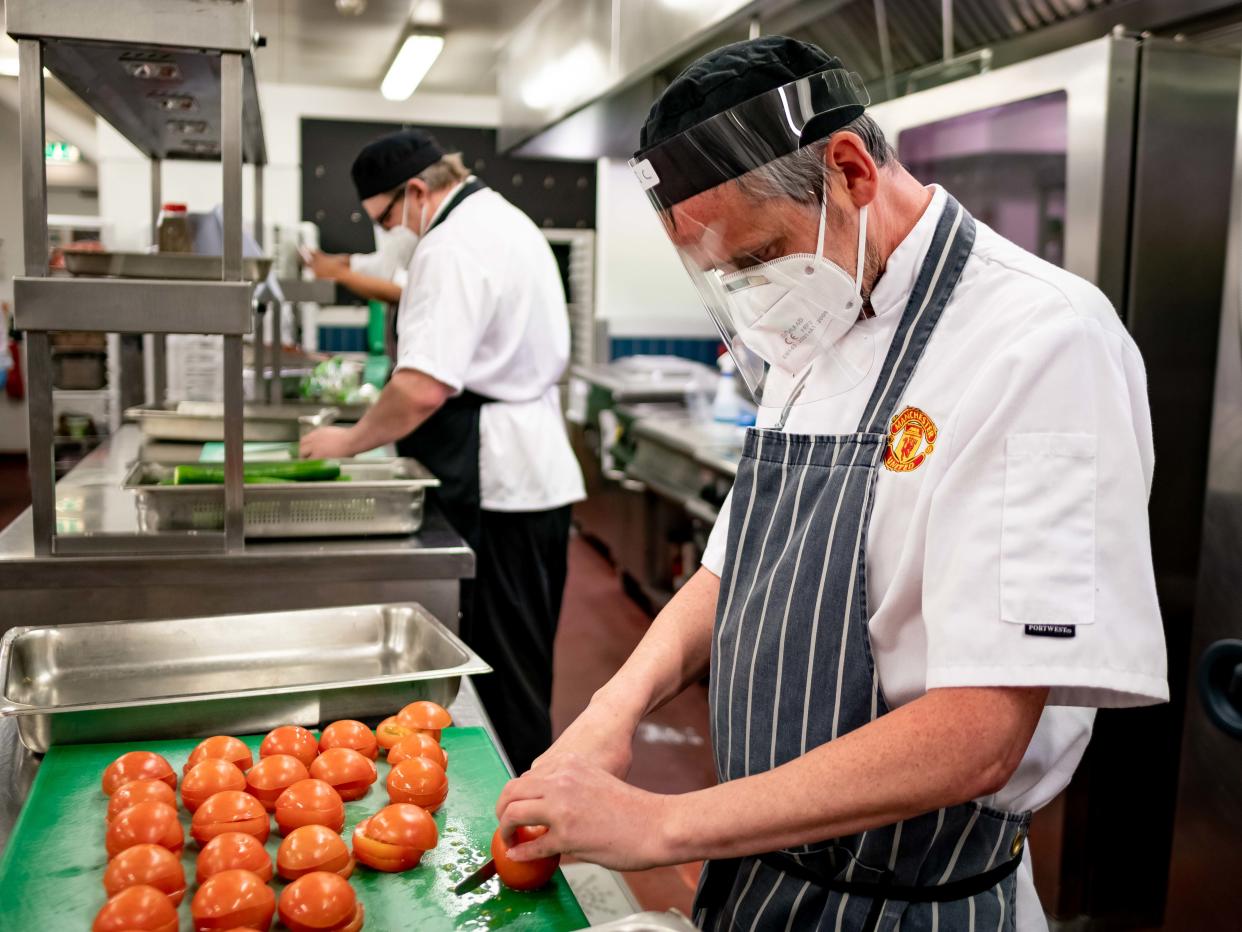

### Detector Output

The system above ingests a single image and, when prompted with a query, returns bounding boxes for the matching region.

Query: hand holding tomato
[495,753,672,871]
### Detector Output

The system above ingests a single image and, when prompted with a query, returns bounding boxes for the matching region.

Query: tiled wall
[317,326,369,354]
[609,337,721,367]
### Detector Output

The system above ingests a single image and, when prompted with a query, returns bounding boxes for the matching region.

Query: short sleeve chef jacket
[701,187,1166,931]
[394,185,585,511]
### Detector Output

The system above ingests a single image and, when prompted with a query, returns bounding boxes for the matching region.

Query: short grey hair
[415,152,470,192]
[734,114,894,206]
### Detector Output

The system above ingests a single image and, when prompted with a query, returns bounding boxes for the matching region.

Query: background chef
[495,37,1167,932]
[301,129,586,774]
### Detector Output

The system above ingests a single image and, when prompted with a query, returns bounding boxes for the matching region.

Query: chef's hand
[299,426,357,460]
[304,249,348,281]
[496,755,672,871]
[527,692,638,780]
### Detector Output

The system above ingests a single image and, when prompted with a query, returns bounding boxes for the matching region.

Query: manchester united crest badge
[885,406,937,473]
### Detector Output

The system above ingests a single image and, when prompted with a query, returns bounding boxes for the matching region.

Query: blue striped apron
[694,197,1031,932]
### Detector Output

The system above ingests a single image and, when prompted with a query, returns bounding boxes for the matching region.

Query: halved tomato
[492,824,560,891]
[386,756,448,812]
[387,732,448,770]
[103,844,186,905]
[102,752,177,796]
[107,779,177,823]
[245,753,310,810]
[190,869,275,932]
[93,884,179,932]
[259,725,319,768]
[181,758,247,813]
[308,747,377,802]
[352,804,437,872]
[279,870,363,932]
[196,831,274,884]
[106,801,184,859]
[277,824,354,881]
[375,716,415,752]
[274,778,346,835]
[318,720,378,761]
[184,736,253,774]
[190,790,270,846]
[396,700,452,741]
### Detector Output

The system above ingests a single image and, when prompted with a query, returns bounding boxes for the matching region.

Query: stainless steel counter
[626,413,744,525]
[0,675,504,855]
[0,426,474,630]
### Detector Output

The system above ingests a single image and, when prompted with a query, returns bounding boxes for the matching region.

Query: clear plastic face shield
[630,68,873,409]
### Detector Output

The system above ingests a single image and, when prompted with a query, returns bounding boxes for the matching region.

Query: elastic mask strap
[853,204,869,302]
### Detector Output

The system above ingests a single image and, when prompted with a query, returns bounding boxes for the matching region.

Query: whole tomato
[492,825,560,891]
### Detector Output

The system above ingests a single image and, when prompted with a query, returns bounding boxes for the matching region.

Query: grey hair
[415,152,470,192]
[734,114,894,206]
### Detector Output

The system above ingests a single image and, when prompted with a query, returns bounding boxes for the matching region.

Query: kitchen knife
[453,858,497,894]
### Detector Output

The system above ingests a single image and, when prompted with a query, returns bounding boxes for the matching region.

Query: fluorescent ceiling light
[381,34,445,101]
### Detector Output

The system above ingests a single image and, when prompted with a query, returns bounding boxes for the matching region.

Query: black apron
[393,178,492,552]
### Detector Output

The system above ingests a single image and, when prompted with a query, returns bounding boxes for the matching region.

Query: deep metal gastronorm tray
[123,457,439,538]
[126,401,338,442]
[64,251,273,281]
[0,603,490,752]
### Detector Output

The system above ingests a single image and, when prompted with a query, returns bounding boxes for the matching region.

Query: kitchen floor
[0,456,30,531]
[552,533,715,915]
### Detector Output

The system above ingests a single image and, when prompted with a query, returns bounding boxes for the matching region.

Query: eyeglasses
[374,186,406,227]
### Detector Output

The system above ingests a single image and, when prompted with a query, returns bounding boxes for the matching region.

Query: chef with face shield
[495,36,1167,931]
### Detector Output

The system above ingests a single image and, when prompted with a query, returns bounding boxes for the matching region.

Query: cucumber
[172,459,341,485]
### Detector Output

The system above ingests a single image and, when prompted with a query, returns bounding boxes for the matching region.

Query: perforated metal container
[124,457,439,538]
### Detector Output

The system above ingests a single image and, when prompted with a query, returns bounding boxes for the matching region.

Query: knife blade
[453,858,497,894]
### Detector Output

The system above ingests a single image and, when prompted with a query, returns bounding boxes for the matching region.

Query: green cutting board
[0,728,588,931]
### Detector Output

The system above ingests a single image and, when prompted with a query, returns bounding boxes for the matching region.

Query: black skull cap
[351,128,445,200]
[639,36,850,152]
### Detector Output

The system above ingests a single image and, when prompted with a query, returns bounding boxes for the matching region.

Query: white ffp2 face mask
[721,193,868,376]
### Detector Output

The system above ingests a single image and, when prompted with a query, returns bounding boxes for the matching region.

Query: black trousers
[465,505,572,775]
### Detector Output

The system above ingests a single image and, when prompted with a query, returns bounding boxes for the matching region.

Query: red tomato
[277,824,354,881]
[184,736,253,774]
[375,716,415,751]
[386,756,448,812]
[190,790,270,846]
[395,700,452,740]
[387,732,448,770]
[318,720,378,760]
[93,884,179,932]
[102,752,177,796]
[492,824,559,891]
[196,831,274,884]
[351,804,438,872]
[107,779,177,823]
[181,758,247,813]
[191,869,275,932]
[259,725,319,768]
[308,747,377,802]
[245,753,310,810]
[279,871,363,932]
[274,778,346,835]
[106,801,184,859]
[103,844,186,906]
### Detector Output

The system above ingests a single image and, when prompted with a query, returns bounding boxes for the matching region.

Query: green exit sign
[45,141,80,163]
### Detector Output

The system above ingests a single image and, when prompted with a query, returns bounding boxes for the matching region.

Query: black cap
[640,36,848,152]
[351,129,445,200]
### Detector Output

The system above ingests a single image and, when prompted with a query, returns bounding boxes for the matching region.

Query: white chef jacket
[701,186,1166,930]
[394,183,585,512]
[352,224,412,289]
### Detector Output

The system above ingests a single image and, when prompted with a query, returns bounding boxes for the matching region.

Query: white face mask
[720,193,868,377]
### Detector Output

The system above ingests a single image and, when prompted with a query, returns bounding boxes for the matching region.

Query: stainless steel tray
[0,603,490,753]
[124,457,440,538]
[64,251,273,281]
[587,913,699,931]
[126,401,339,442]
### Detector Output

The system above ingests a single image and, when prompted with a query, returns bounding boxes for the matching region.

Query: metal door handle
[1197,638,1242,740]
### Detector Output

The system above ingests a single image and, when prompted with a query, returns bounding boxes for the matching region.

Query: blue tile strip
[609,337,719,366]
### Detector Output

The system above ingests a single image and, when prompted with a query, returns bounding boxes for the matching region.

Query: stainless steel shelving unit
[6,0,268,557]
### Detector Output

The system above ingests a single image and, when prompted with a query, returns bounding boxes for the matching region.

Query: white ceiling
[252,0,546,95]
